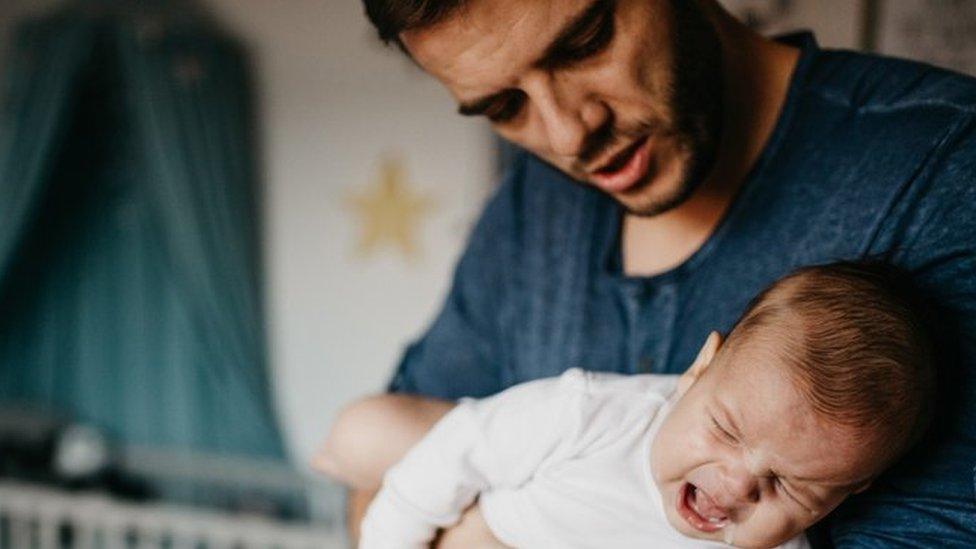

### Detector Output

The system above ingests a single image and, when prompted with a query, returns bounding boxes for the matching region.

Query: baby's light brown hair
[720,261,937,458]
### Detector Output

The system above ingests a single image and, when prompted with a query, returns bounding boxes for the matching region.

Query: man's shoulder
[806,48,976,116]
[799,54,976,269]
[782,48,976,223]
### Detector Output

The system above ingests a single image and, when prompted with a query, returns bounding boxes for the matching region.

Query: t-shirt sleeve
[385,156,527,401]
[359,370,587,548]
[830,118,976,546]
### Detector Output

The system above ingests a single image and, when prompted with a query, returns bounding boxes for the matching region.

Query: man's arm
[313,394,456,545]
[315,394,455,489]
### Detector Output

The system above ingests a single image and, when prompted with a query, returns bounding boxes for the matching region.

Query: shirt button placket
[637,283,677,375]
[626,281,654,374]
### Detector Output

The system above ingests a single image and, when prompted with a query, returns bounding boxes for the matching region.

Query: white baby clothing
[360,368,808,549]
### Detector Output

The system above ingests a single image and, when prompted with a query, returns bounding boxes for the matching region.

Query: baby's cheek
[669,434,714,475]
[656,419,703,473]
[736,504,806,548]
[683,430,717,466]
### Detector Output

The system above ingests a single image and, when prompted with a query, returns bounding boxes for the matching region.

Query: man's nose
[524,73,605,158]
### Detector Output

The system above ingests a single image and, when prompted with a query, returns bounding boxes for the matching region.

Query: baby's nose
[723,471,761,506]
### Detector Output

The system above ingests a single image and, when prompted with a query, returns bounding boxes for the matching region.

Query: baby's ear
[677,331,722,397]
[692,331,722,373]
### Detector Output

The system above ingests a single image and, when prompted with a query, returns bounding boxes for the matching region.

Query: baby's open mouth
[677,482,729,533]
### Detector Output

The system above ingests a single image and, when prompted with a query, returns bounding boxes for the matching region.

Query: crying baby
[323,262,936,548]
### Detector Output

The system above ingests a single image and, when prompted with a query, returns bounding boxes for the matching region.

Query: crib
[0,444,347,549]
[0,480,348,549]
[0,481,344,549]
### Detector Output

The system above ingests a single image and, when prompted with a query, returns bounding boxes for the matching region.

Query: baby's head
[651,262,936,548]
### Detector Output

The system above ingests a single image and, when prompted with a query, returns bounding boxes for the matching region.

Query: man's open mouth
[589,135,652,194]
[677,482,729,533]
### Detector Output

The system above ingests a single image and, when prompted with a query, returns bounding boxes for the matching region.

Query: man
[348,0,976,545]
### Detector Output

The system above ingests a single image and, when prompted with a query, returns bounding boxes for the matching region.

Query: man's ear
[676,331,722,397]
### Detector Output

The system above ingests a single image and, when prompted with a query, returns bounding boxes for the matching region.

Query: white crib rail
[0,481,344,549]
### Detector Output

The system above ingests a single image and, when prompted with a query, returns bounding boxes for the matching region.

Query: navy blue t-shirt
[389,34,976,545]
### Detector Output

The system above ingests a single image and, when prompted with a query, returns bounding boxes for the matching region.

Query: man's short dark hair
[362,0,467,48]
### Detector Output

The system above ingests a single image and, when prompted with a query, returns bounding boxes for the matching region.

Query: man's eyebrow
[456,0,610,117]
[534,0,613,70]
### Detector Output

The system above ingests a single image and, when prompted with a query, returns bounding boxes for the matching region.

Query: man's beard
[610,0,725,217]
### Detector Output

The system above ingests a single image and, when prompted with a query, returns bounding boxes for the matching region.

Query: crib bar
[0,481,342,549]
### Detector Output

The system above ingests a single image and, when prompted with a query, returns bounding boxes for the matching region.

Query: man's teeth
[708,517,723,524]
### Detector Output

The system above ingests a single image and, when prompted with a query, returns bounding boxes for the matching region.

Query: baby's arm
[359,372,588,548]
[314,394,455,490]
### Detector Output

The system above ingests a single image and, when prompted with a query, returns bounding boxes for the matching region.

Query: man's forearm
[322,395,455,544]
[316,394,456,489]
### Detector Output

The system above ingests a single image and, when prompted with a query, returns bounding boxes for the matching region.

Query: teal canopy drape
[0,4,284,460]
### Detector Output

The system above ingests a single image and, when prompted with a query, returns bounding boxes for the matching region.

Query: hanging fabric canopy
[0,1,284,460]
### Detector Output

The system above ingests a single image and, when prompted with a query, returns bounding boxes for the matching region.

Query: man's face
[402,0,724,216]
[651,344,881,548]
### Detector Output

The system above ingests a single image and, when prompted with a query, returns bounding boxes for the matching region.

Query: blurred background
[0,0,972,547]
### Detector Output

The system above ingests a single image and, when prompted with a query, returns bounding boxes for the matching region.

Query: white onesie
[360,368,809,549]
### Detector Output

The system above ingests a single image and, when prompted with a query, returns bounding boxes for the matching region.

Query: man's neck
[622,10,800,277]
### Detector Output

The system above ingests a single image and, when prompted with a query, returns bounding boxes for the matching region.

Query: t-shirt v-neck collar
[599,32,822,286]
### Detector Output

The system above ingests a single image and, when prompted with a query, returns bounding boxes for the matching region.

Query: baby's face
[651,341,881,548]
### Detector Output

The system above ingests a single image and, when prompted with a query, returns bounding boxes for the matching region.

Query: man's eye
[560,9,615,63]
[486,92,526,123]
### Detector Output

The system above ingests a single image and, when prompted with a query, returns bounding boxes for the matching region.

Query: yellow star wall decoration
[346,156,437,261]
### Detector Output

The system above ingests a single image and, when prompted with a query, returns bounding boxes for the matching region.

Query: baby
[318,262,936,548]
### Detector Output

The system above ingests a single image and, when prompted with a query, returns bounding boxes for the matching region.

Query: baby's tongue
[691,485,728,521]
